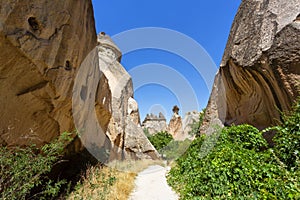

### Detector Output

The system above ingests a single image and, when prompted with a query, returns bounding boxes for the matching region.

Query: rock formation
[181,111,200,139]
[142,112,167,135]
[167,106,184,140]
[0,1,158,161]
[142,107,200,141]
[96,33,158,160]
[0,0,97,148]
[202,0,300,134]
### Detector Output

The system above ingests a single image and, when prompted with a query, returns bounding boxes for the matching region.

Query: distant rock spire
[172,105,179,115]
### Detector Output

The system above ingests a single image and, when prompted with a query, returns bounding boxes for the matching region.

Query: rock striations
[0,1,158,162]
[97,33,158,160]
[202,0,300,134]
[0,0,97,147]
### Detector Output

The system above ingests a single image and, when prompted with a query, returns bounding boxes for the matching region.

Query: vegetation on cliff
[167,98,300,199]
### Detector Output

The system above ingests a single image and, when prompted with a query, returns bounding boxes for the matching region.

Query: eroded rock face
[203,0,300,132]
[0,1,158,162]
[0,0,97,147]
[167,106,184,140]
[97,33,159,160]
[181,111,200,140]
[142,113,168,135]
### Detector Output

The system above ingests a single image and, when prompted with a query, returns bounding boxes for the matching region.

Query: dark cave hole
[28,17,39,31]
[65,60,72,71]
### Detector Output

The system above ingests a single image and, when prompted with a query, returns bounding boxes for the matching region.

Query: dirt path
[129,165,179,200]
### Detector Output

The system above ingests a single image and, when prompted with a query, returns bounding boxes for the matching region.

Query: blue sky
[92,0,241,121]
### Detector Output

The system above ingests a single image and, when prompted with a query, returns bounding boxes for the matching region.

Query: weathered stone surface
[128,97,141,125]
[124,117,159,160]
[167,106,184,140]
[0,1,158,162]
[181,111,200,140]
[97,33,159,160]
[203,0,300,132]
[142,112,167,135]
[168,113,183,140]
[0,0,97,147]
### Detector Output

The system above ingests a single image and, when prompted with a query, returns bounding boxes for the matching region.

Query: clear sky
[91,0,241,121]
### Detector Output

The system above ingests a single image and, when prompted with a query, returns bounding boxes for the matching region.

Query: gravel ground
[129,165,179,200]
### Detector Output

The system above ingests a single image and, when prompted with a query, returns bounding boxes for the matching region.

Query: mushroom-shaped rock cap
[97,32,122,61]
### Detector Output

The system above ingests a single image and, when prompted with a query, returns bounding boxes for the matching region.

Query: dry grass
[106,170,136,200]
[107,159,165,173]
[67,159,163,200]
[67,164,136,200]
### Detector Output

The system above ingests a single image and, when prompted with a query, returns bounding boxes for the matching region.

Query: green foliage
[167,124,300,199]
[161,139,192,160]
[222,124,267,151]
[189,109,206,136]
[0,132,73,200]
[267,97,300,170]
[147,131,173,151]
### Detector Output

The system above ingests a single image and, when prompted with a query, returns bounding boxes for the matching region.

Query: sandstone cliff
[203,0,300,133]
[96,33,158,160]
[0,0,97,147]
[0,1,158,162]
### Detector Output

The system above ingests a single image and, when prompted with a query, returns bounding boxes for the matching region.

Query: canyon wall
[0,0,97,147]
[203,0,300,134]
[0,1,157,161]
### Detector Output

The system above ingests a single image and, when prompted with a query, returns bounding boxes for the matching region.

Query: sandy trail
[129,165,179,200]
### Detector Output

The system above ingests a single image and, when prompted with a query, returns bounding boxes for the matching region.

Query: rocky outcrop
[203,0,300,133]
[167,106,184,140]
[0,0,97,147]
[142,112,167,135]
[97,33,159,160]
[0,1,158,162]
[181,111,200,140]
[142,108,200,141]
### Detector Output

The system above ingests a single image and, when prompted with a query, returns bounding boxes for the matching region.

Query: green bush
[161,139,192,161]
[147,131,173,151]
[167,124,300,199]
[0,132,73,200]
[221,124,267,151]
[268,97,300,170]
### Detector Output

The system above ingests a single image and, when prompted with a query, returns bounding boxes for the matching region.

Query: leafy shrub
[0,132,73,200]
[267,97,300,170]
[161,139,192,161]
[221,124,267,151]
[147,131,173,151]
[167,124,300,199]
